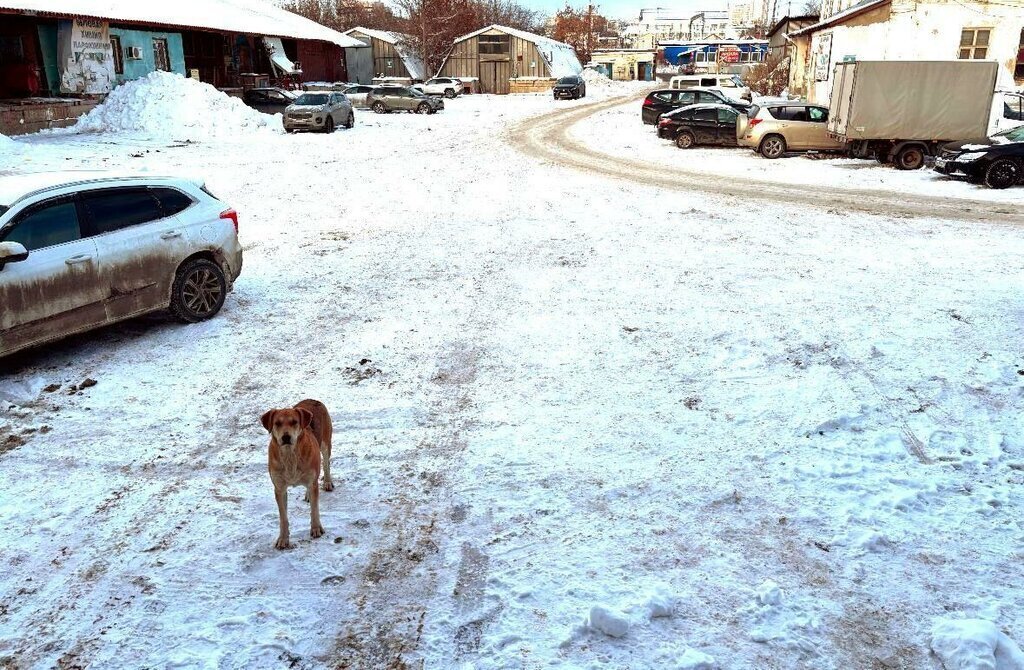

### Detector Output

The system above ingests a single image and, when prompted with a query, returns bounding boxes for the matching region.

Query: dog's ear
[260,410,276,432]
[296,407,314,429]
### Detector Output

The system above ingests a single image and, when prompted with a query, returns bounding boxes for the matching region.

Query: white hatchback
[412,77,463,98]
[0,172,243,358]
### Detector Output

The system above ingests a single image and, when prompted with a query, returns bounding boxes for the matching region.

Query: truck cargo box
[828,61,998,141]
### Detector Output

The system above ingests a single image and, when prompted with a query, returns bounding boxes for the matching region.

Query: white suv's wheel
[170,258,226,323]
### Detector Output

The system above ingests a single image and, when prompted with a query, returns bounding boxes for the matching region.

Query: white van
[669,74,752,102]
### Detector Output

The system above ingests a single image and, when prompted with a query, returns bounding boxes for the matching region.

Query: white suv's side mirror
[0,241,29,269]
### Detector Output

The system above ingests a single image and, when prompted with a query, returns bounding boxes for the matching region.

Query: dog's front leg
[308,482,325,539]
[274,485,292,550]
[321,440,334,492]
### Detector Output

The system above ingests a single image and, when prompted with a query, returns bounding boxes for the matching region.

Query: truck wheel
[675,131,695,149]
[874,148,891,164]
[983,159,1020,189]
[759,135,786,159]
[894,146,925,170]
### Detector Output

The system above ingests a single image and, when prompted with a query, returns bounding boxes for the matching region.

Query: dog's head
[261,407,313,448]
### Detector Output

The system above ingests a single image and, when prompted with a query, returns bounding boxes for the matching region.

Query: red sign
[718,45,740,64]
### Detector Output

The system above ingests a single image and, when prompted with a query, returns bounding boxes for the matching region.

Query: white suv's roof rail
[0,172,202,211]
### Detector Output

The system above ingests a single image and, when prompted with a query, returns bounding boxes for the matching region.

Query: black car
[656,104,741,149]
[934,126,1024,189]
[242,87,297,114]
[553,75,586,100]
[642,88,751,125]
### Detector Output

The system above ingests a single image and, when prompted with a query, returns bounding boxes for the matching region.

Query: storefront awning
[263,36,300,75]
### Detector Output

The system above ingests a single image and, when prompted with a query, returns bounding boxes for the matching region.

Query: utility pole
[587,4,594,63]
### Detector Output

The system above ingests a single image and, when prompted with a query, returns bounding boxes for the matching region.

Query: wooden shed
[437,24,582,94]
[343,27,425,82]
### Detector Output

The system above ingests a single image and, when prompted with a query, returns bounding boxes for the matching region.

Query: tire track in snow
[508,95,1024,226]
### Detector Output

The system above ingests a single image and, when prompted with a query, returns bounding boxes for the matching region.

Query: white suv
[413,77,462,98]
[0,172,243,358]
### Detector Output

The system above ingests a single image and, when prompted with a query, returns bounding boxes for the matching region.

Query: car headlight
[958,151,988,162]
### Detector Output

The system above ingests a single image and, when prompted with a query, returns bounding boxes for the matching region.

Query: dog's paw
[275,537,293,550]
[311,524,325,539]
[322,479,335,492]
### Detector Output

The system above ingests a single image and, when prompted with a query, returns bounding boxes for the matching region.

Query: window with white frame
[959,28,991,59]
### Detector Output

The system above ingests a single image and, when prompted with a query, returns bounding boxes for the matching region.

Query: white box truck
[827,60,999,170]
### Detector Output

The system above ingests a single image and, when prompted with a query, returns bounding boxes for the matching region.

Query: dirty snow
[1,89,1023,668]
[59,71,279,138]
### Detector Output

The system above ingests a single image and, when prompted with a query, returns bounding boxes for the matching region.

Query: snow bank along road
[1,90,1023,669]
[512,93,1024,225]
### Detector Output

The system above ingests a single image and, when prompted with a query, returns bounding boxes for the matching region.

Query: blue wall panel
[109,28,186,83]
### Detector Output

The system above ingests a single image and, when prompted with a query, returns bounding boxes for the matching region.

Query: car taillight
[658,118,670,126]
[220,208,238,233]
[643,98,654,107]
[748,118,762,127]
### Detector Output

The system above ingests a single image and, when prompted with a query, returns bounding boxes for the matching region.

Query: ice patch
[60,71,279,138]
[931,619,1024,670]
[587,604,631,638]
[0,376,47,405]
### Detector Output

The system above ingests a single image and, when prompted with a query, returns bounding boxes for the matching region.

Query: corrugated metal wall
[348,31,411,78]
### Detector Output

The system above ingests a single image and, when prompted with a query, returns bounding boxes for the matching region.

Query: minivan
[669,74,752,102]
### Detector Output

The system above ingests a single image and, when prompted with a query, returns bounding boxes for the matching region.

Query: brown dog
[260,399,334,550]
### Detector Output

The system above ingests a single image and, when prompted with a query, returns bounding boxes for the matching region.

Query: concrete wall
[799,0,1023,104]
[108,28,186,84]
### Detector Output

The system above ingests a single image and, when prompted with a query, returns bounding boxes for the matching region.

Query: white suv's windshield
[295,94,329,105]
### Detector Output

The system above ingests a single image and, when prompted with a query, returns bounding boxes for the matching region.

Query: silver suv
[367,86,445,114]
[0,172,243,358]
[283,92,354,133]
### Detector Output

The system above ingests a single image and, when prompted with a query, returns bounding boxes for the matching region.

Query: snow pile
[931,619,1024,670]
[0,132,14,146]
[582,67,617,90]
[67,71,279,138]
[587,604,631,638]
[674,648,719,669]
[744,581,824,655]
[573,588,676,641]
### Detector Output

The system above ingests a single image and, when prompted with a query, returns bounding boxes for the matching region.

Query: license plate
[935,157,947,168]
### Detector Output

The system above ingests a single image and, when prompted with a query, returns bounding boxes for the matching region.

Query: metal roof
[0,0,366,48]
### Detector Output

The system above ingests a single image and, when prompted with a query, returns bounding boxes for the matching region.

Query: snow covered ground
[569,101,1022,204]
[1,80,1023,669]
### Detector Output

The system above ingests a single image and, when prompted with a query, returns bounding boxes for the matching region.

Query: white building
[788,0,1024,102]
[624,7,738,48]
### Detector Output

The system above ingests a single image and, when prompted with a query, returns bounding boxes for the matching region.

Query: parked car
[366,86,445,114]
[934,125,1024,189]
[669,74,752,102]
[553,75,586,100]
[657,103,741,149]
[412,77,463,98]
[738,102,845,158]
[242,87,297,115]
[641,87,751,124]
[0,172,243,358]
[342,84,376,109]
[283,92,354,133]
